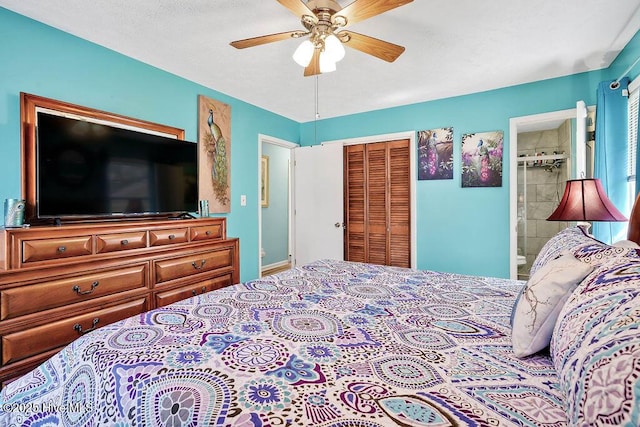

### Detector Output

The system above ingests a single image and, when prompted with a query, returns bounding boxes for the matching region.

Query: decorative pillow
[529,226,598,276]
[572,239,640,265]
[612,239,640,248]
[511,252,593,358]
[550,255,640,425]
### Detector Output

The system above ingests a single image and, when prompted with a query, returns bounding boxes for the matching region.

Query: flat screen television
[36,111,198,219]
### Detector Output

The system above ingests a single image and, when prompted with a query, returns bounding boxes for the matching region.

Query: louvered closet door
[344,145,366,262]
[344,139,410,267]
[366,142,390,265]
[388,140,410,267]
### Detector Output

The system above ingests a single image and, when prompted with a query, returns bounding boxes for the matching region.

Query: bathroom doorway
[509,102,592,279]
[258,135,297,277]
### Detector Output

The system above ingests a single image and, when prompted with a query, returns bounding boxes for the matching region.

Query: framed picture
[261,155,269,207]
[461,130,504,187]
[198,95,231,213]
[418,127,453,180]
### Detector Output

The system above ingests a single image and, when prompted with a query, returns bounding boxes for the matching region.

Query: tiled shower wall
[517,120,571,279]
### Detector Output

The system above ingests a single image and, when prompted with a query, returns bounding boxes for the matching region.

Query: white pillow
[511,252,593,358]
[612,239,640,248]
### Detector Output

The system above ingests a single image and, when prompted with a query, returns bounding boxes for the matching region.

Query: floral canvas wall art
[198,95,231,212]
[418,127,453,180]
[461,130,503,188]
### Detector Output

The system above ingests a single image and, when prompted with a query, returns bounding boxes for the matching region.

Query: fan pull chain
[315,75,320,119]
[314,75,319,145]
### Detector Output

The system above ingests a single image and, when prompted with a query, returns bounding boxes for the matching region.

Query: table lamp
[547,178,627,223]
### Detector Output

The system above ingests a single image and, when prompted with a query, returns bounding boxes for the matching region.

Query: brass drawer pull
[191,286,207,296]
[205,230,212,236]
[73,318,99,335]
[121,239,129,246]
[73,281,99,295]
[191,260,206,270]
[57,246,66,253]
[168,234,176,240]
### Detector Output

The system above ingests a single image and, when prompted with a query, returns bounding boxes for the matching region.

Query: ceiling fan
[230,0,414,76]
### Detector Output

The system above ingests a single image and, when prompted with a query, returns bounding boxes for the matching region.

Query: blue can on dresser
[4,198,25,227]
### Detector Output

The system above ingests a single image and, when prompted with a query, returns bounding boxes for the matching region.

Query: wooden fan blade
[230,31,302,49]
[340,31,405,62]
[304,48,321,76]
[277,0,316,19]
[336,0,413,26]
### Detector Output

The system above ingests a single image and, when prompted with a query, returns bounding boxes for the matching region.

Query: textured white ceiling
[2,0,640,122]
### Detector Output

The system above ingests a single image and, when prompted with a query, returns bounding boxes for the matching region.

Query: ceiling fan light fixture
[231,0,414,76]
[319,50,336,73]
[324,34,345,62]
[293,40,314,67]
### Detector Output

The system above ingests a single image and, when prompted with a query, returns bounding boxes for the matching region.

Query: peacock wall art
[461,130,503,188]
[417,127,454,181]
[198,95,231,212]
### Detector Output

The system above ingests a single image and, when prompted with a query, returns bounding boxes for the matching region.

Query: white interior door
[293,143,344,266]
[575,100,588,178]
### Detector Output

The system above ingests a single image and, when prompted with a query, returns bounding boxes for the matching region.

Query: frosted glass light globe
[324,34,345,62]
[293,40,314,67]
[319,50,337,73]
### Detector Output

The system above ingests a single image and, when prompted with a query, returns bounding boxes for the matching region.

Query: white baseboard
[261,260,290,271]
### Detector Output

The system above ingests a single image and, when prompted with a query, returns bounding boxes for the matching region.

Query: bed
[2,210,640,425]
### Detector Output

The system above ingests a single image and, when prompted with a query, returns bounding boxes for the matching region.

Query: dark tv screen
[36,112,198,218]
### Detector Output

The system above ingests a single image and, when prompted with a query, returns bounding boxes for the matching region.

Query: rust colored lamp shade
[547,178,627,222]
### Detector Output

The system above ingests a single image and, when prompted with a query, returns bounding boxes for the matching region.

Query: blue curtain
[637,95,640,198]
[593,77,630,244]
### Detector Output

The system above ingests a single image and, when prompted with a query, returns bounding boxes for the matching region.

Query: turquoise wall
[1,7,638,280]
[299,37,639,277]
[261,143,290,266]
[608,30,640,82]
[0,8,299,282]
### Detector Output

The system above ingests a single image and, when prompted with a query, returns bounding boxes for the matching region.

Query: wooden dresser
[0,217,239,386]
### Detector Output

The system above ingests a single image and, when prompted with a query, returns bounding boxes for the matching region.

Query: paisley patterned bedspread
[0,260,567,426]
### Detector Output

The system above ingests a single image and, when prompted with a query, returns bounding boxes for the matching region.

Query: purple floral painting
[461,131,503,187]
[418,127,453,180]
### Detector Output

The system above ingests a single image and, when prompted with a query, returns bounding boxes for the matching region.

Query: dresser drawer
[96,231,147,253]
[154,273,233,307]
[1,298,147,365]
[190,223,223,241]
[22,236,92,263]
[149,228,188,247]
[0,264,148,321]
[154,247,233,285]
